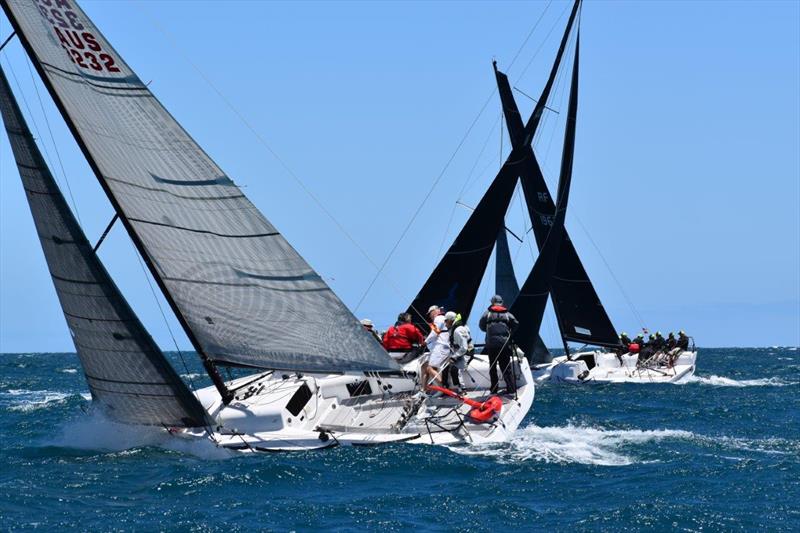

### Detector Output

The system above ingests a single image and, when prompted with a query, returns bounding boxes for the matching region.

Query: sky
[0,0,798,352]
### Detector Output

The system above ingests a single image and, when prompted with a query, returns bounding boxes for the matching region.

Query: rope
[127,233,199,392]
[0,54,78,220]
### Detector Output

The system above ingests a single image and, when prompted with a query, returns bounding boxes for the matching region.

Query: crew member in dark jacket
[677,331,690,351]
[478,295,519,394]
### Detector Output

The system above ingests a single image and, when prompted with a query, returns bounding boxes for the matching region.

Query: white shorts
[428,351,449,369]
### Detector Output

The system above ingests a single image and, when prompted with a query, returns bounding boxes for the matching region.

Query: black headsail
[405,4,580,333]
[510,30,582,356]
[495,227,551,363]
[495,1,620,350]
[1,0,397,400]
[405,160,519,330]
[0,65,207,427]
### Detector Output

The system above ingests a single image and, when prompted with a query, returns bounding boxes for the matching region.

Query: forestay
[2,0,396,373]
[510,32,582,356]
[493,0,620,349]
[0,65,208,427]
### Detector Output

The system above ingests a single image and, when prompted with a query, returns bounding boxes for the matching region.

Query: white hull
[179,354,534,452]
[532,350,697,384]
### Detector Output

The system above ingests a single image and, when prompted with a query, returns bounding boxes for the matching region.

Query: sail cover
[0,65,207,427]
[2,0,396,372]
[494,28,620,348]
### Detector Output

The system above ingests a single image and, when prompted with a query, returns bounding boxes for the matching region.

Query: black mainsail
[510,30,582,356]
[405,4,580,334]
[494,2,620,350]
[1,0,397,392]
[0,65,207,427]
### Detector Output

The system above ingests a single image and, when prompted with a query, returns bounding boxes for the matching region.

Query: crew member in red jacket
[383,312,425,351]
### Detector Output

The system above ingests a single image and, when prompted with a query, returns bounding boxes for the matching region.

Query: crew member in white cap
[360,318,381,343]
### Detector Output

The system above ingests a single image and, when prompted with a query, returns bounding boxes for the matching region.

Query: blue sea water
[0,348,798,531]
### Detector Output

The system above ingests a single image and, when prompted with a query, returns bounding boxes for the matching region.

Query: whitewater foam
[451,424,695,466]
[48,412,232,459]
[2,389,71,412]
[685,375,794,387]
[450,421,800,466]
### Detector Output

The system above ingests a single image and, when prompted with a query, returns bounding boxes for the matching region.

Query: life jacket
[449,322,473,356]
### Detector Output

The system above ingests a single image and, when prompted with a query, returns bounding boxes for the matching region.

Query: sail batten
[0,64,208,428]
[2,0,396,374]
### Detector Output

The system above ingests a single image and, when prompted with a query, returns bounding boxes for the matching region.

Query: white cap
[444,311,457,322]
[427,305,440,315]
[360,318,373,327]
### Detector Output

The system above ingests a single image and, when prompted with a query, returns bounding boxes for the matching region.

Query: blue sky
[1,0,798,351]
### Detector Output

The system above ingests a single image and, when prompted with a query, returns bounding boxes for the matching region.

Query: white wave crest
[685,375,794,387]
[59,368,78,374]
[1,389,72,412]
[452,424,695,466]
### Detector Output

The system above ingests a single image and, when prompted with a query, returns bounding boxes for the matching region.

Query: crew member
[479,295,519,394]
[618,332,632,355]
[442,312,472,391]
[360,318,382,343]
[677,330,690,351]
[665,332,677,351]
[383,312,425,352]
[422,313,450,391]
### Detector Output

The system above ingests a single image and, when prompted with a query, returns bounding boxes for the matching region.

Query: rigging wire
[516,1,573,83]
[126,233,200,392]
[572,214,648,329]
[354,1,563,312]
[436,113,502,259]
[0,54,80,222]
[23,55,82,225]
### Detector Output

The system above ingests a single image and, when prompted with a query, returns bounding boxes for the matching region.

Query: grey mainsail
[1,0,396,375]
[0,64,207,427]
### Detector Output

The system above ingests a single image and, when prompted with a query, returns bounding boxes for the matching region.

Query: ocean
[1,347,798,531]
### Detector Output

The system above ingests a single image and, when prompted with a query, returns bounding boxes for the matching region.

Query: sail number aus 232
[35,0,120,74]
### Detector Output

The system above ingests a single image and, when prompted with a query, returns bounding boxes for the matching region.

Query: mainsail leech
[494,1,620,349]
[0,64,208,427]
[1,0,398,381]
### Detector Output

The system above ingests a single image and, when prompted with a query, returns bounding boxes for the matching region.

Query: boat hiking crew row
[617,330,692,366]
[360,295,520,396]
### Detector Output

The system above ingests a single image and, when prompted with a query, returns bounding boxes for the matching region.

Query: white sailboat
[485,2,699,385]
[1,0,583,450]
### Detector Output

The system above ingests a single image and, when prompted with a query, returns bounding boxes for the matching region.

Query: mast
[406,5,580,332]
[510,29,582,356]
[494,1,621,350]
